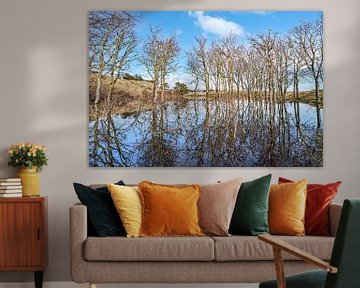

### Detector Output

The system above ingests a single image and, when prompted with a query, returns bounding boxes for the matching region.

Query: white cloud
[191,11,245,37]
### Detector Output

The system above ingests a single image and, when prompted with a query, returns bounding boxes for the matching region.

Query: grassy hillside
[90,75,154,118]
[89,74,152,104]
[89,74,184,118]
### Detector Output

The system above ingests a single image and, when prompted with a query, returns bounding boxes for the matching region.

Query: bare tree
[187,51,202,95]
[141,27,162,103]
[233,45,246,99]
[89,11,137,110]
[188,36,211,95]
[291,16,323,127]
[88,11,137,166]
[159,36,180,102]
[244,48,265,101]
[141,28,180,103]
[273,36,291,101]
[287,33,305,101]
[219,33,240,96]
[250,30,278,103]
[208,43,224,94]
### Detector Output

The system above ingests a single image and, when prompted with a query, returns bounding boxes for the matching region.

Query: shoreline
[89,92,323,121]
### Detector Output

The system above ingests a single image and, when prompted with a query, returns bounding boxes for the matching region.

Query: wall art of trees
[89,11,323,167]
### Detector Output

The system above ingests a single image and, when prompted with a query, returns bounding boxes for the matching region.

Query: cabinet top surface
[0,196,47,203]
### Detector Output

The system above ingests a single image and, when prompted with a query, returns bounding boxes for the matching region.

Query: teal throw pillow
[229,174,272,236]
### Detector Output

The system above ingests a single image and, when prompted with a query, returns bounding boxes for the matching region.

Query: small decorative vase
[16,167,40,197]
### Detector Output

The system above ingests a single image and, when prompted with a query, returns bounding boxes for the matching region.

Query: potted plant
[8,143,48,197]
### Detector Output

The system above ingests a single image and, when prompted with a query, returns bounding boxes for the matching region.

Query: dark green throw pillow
[73,181,126,237]
[229,174,272,236]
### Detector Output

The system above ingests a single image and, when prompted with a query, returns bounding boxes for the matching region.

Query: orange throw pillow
[269,179,307,236]
[138,181,204,237]
[278,177,341,236]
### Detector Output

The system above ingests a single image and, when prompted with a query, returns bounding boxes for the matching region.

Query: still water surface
[89,99,323,167]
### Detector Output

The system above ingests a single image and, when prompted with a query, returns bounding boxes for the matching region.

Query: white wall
[0,0,359,283]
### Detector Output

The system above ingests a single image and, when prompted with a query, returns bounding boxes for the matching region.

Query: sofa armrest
[69,203,88,283]
[329,203,342,237]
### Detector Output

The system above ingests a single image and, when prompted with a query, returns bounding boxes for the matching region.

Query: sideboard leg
[34,271,43,288]
[90,283,97,288]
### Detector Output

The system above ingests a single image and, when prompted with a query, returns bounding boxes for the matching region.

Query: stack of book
[0,178,22,197]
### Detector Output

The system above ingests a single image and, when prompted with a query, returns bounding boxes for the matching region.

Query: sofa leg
[89,283,96,288]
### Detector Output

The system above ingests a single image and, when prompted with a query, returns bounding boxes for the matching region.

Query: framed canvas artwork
[89,11,323,167]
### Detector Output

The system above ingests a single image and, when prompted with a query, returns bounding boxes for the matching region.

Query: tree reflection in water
[89,98,322,167]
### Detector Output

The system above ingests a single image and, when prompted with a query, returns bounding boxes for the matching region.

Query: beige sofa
[70,203,342,287]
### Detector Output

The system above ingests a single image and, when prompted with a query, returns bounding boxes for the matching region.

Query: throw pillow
[278,177,341,236]
[269,179,307,236]
[138,181,203,237]
[73,181,126,237]
[107,183,142,238]
[229,174,272,236]
[198,178,242,236]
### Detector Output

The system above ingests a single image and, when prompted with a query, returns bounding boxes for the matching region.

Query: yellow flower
[37,145,46,151]
[8,144,19,153]
[8,142,47,171]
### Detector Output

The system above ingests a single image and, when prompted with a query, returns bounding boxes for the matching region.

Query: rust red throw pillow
[278,177,341,236]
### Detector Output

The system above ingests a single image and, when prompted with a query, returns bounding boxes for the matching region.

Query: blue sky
[126,11,323,90]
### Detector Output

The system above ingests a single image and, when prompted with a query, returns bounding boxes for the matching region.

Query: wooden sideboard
[0,197,48,288]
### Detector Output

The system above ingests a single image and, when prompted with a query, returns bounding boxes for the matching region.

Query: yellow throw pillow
[138,181,204,237]
[107,183,142,238]
[269,179,307,236]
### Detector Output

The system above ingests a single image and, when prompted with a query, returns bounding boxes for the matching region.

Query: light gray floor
[0,283,259,288]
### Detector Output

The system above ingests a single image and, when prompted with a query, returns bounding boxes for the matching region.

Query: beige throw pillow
[198,178,242,236]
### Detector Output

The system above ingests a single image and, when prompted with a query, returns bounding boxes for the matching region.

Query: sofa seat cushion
[212,236,334,261]
[84,236,214,261]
